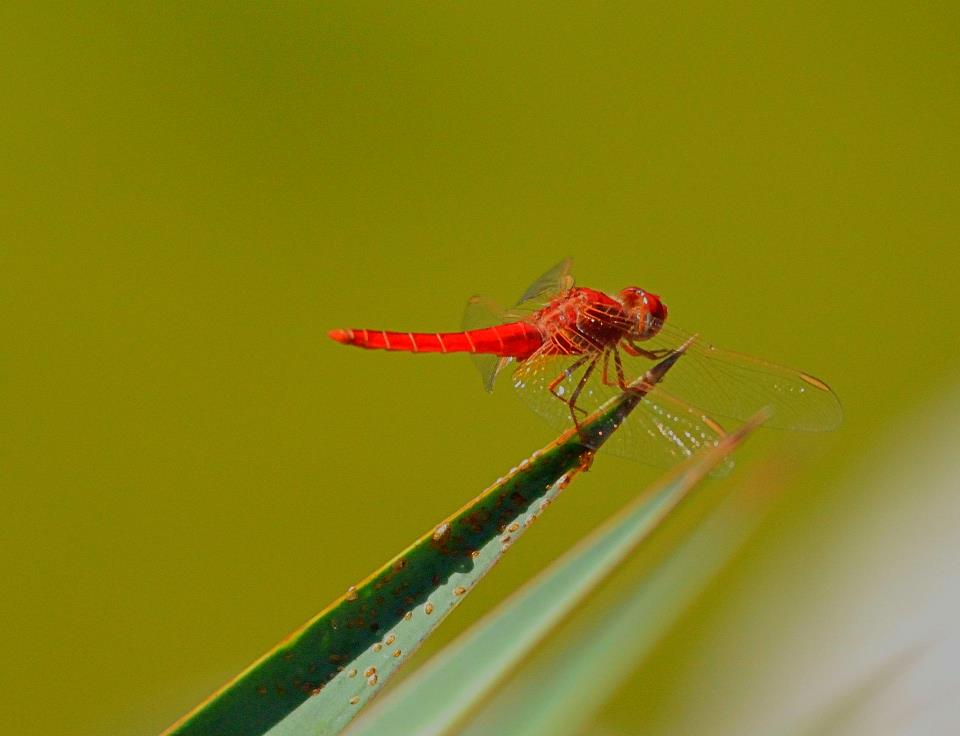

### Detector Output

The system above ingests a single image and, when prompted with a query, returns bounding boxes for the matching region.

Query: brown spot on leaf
[465,508,491,533]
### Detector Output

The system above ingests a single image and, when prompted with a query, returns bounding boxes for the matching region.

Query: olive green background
[3,4,958,735]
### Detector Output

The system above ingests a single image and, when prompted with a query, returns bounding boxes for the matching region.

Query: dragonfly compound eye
[643,293,668,323]
[619,287,668,334]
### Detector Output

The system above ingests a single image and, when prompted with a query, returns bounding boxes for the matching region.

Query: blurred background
[3,4,958,734]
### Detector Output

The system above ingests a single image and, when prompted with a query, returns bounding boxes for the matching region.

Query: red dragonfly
[329,259,841,471]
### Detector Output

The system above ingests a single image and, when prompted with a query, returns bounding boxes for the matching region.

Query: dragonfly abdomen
[328,322,542,357]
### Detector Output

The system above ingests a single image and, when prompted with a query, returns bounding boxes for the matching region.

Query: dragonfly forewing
[644,322,843,431]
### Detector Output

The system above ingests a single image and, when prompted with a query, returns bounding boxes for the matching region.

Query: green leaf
[347,413,763,736]
[457,438,767,736]
[162,350,688,736]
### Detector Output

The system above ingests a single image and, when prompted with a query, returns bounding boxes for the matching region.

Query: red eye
[619,287,668,324]
[643,292,668,322]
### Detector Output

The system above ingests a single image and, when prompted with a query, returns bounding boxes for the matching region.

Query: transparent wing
[638,321,843,431]
[514,257,575,308]
[461,258,574,392]
[462,294,518,392]
[511,343,733,474]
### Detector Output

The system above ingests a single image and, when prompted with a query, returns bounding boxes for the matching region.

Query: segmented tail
[328,323,542,358]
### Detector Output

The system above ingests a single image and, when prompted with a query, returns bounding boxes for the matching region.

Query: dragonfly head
[619,287,668,339]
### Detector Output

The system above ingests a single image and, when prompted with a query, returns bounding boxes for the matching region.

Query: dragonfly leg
[601,350,611,385]
[607,345,653,395]
[613,346,630,390]
[567,356,598,430]
[623,340,672,360]
[547,354,591,418]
